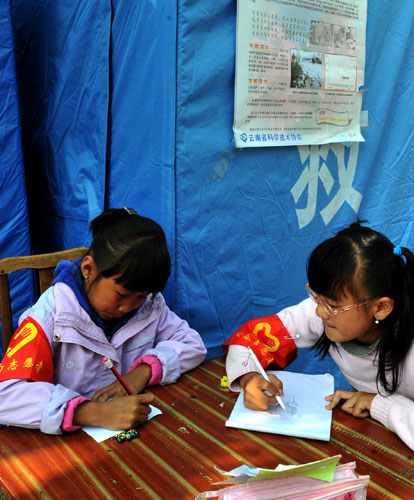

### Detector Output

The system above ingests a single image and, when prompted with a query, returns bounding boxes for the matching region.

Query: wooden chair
[0,247,88,353]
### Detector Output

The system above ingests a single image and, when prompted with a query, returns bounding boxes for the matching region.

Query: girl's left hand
[92,364,152,402]
[325,390,376,418]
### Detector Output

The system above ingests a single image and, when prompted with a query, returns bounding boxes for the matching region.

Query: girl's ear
[374,297,394,321]
[80,255,97,280]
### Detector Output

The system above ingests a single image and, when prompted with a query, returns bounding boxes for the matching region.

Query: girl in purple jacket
[0,208,206,434]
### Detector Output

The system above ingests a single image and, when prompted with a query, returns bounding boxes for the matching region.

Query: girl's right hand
[92,364,152,402]
[239,372,284,411]
[73,393,155,430]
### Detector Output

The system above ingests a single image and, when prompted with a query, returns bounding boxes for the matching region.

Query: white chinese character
[291,143,362,228]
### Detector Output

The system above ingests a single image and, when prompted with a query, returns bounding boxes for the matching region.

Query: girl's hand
[74,393,155,430]
[325,390,376,418]
[239,372,284,411]
[92,364,152,402]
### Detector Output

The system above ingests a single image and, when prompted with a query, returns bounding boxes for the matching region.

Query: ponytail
[377,246,414,392]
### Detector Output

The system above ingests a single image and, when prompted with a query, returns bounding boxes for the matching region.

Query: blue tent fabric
[174,0,414,384]
[175,1,239,351]
[107,0,177,304]
[0,0,33,355]
[11,0,178,302]
[11,0,111,251]
[1,0,413,390]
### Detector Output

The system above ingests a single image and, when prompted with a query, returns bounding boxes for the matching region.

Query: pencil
[247,346,286,410]
[103,356,133,395]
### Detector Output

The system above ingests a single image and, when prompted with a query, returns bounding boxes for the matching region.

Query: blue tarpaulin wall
[1,0,413,388]
[0,0,34,344]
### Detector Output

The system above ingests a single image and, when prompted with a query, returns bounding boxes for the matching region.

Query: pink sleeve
[62,396,91,432]
[130,355,163,386]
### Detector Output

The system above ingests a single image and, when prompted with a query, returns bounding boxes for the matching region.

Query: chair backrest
[0,247,88,354]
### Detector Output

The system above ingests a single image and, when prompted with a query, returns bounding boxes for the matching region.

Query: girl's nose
[118,295,146,314]
[315,302,330,320]
[118,299,134,314]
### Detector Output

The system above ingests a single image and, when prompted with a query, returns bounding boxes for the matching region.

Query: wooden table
[0,356,413,499]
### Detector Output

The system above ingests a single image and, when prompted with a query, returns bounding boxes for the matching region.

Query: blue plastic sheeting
[174,0,413,384]
[107,0,177,304]
[11,0,111,251]
[0,0,33,355]
[11,0,177,303]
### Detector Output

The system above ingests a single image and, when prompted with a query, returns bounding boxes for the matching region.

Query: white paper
[215,464,260,478]
[82,404,162,442]
[225,371,334,441]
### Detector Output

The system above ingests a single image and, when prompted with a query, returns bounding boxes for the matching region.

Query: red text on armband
[0,317,53,383]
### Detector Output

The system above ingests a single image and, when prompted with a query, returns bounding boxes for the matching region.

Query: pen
[247,346,286,410]
[103,356,133,395]
[102,357,141,443]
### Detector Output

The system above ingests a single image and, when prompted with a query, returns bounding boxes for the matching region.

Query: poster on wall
[233,0,368,148]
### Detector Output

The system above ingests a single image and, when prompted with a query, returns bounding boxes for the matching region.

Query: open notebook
[225,371,334,441]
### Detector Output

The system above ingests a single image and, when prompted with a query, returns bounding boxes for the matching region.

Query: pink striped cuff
[130,355,162,386]
[62,396,91,432]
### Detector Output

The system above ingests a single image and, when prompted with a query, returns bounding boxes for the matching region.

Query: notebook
[225,371,334,441]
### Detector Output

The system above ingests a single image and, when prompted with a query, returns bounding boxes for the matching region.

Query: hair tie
[393,244,407,264]
[123,207,137,215]
[393,245,402,256]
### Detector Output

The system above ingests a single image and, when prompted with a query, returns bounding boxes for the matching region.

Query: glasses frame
[305,283,377,318]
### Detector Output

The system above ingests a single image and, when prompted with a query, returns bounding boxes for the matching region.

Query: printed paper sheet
[233,0,368,147]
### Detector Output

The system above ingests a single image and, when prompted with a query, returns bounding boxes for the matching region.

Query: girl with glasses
[224,221,414,450]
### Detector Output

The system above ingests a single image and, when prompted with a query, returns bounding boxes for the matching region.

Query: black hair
[88,207,171,295]
[308,220,414,394]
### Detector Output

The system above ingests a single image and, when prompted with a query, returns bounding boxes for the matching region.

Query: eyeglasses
[305,283,376,317]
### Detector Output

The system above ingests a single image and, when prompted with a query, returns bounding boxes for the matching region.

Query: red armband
[222,315,297,369]
[0,317,54,383]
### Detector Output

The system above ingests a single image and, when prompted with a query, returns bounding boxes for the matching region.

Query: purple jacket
[0,283,206,434]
